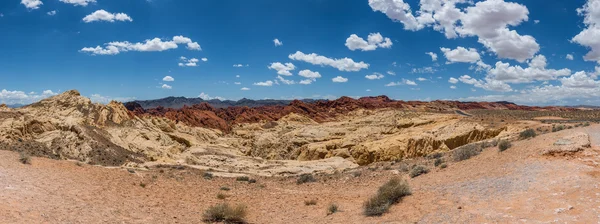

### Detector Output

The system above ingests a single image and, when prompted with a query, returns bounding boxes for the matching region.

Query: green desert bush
[519,129,536,139]
[434,158,443,167]
[304,199,317,206]
[203,172,213,180]
[409,165,429,178]
[202,203,247,223]
[236,176,250,182]
[363,178,411,216]
[498,140,512,152]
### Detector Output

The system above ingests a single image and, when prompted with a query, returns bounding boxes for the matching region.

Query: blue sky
[2,0,600,106]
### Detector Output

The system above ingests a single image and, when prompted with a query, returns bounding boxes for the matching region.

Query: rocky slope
[129,96,319,109]
[127,95,575,133]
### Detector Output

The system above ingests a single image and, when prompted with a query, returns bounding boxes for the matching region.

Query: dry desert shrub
[453,144,481,162]
[364,178,411,216]
[236,176,250,182]
[327,203,339,215]
[19,152,31,165]
[304,199,317,206]
[498,140,512,152]
[202,203,247,224]
[519,129,536,139]
[434,158,443,167]
[296,174,317,185]
[409,165,429,178]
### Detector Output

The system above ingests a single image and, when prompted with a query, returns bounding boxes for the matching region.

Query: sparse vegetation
[220,186,230,191]
[202,203,247,224]
[296,174,317,185]
[409,165,429,178]
[428,152,443,159]
[584,122,591,127]
[217,193,227,200]
[440,164,447,169]
[434,158,443,167]
[248,179,257,184]
[327,203,339,215]
[399,163,410,172]
[139,183,146,188]
[363,178,412,216]
[352,171,362,177]
[236,176,250,182]
[498,140,512,152]
[203,172,213,180]
[553,125,565,132]
[19,152,31,165]
[453,144,481,162]
[304,199,317,206]
[519,129,536,139]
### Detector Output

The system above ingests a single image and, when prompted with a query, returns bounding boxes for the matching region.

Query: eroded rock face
[226,109,511,165]
[0,90,221,166]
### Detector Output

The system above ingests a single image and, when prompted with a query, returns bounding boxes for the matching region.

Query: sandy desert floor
[2,125,600,223]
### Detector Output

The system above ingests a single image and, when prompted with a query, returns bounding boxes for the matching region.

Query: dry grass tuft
[363,178,411,216]
[202,203,247,223]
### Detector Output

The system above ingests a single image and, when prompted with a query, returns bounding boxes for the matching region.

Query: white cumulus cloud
[273,38,283,46]
[60,0,95,6]
[21,0,43,9]
[345,33,392,51]
[81,36,200,55]
[288,51,369,72]
[268,62,295,76]
[425,52,438,61]
[440,46,481,63]
[253,80,274,86]
[161,84,172,89]
[241,87,250,91]
[365,73,384,80]
[83,10,132,23]
[332,76,348,83]
[162,76,174,82]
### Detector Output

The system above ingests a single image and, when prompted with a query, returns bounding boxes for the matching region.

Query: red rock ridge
[125,96,576,132]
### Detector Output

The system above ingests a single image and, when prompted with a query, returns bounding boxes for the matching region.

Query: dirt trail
[1,126,600,223]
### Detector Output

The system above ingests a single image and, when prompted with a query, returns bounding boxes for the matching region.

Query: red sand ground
[2,126,600,223]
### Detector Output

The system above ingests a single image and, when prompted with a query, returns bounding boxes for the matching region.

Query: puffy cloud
[298,69,321,80]
[387,71,396,76]
[448,77,459,84]
[161,84,172,89]
[162,76,174,82]
[368,0,424,31]
[572,0,600,63]
[370,0,540,62]
[276,76,296,85]
[201,58,208,62]
[268,62,295,76]
[385,79,417,86]
[253,80,274,86]
[47,10,57,16]
[365,73,384,80]
[234,82,241,85]
[458,75,513,92]
[81,36,200,55]
[233,64,247,67]
[241,87,250,91]
[21,0,43,10]
[288,51,369,72]
[487,55,572,83]
[332,76,348,83]
[450,85,457,89]
[59,0,95,6]
[425,52,438,61]
[566,54,574,60]
[179,57,199,67]
[440,46,480,63]
[83,10,132,23]
[299,79,313,85]
[345,33,392,51]
[457,0,539,62]
[560,71,600,88]
[417,77,428,81]
[0,89,57,105]
[273,38,283,46]
[199,92,225,100]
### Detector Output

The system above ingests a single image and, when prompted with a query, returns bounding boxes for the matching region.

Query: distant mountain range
[128,96,321,109]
